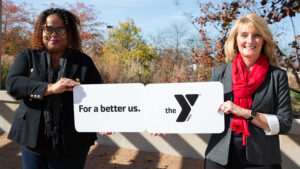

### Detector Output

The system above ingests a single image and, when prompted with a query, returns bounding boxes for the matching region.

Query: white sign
[145,82,224,133]
[73,82,224,133]
[73,83,144,132]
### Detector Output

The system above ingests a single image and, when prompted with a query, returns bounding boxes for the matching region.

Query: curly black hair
[31,8,82,52]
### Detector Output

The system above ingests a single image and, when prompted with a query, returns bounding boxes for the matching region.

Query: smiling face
[236,23,264,63]
[42,14,68,54]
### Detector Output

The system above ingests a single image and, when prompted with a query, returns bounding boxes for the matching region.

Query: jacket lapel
[251,69,271,110]
[64,52,78,79]
[34,50,48,81]
[223,63,233,101]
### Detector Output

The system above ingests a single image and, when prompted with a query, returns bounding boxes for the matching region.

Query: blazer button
[76,78,80,82]
[30,68,34,73]
[37,95,40,99]
[34,94,37,98]
[30,94,34,98]
[29,98,32,101]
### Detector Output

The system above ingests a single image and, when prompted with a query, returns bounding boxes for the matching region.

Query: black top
[25,69,72,156]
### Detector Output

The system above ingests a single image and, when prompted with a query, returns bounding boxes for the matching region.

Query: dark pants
[21,146,90,169]
[205,133,282,169]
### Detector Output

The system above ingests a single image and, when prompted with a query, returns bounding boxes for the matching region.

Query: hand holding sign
[45,78,80,96]
[99,132,115,135]
[150,133,167,136]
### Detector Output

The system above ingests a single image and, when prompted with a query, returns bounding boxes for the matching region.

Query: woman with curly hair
[6,8,102,169]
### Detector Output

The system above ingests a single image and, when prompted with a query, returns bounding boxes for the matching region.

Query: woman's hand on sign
[150,133,167,136]
[45,78,80,96]
[218,101,249,119]
[99,132,115,135]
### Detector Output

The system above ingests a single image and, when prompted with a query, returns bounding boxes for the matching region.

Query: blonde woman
[204,13,293,169]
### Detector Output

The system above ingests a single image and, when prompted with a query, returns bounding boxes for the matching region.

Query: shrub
[291,89,300,117]
[1,55,14,89]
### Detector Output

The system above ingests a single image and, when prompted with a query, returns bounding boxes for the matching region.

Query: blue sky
[14,0,202,37]
[13,0,300,51]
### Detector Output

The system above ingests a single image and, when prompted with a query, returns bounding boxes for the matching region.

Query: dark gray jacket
[205,63,293,165]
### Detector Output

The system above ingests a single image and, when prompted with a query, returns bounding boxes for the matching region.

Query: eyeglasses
[43,26,66,35]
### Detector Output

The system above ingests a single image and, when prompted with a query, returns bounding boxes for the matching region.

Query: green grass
[291,88,300,117]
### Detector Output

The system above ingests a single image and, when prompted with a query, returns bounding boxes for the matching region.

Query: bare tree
[148,29,169,52]
[168,23,190,58]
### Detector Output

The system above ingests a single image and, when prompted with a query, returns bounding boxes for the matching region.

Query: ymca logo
[175,94,199,122]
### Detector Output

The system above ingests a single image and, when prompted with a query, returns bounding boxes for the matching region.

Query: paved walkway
[0,133,203,169]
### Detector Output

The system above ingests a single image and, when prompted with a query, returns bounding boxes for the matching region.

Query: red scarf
[231,53,269,145]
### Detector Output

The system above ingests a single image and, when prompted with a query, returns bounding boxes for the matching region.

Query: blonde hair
[224,13,278,66]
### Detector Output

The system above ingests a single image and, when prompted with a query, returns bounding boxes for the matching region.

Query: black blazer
[6,48,102,153]
[205,63,293,165]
